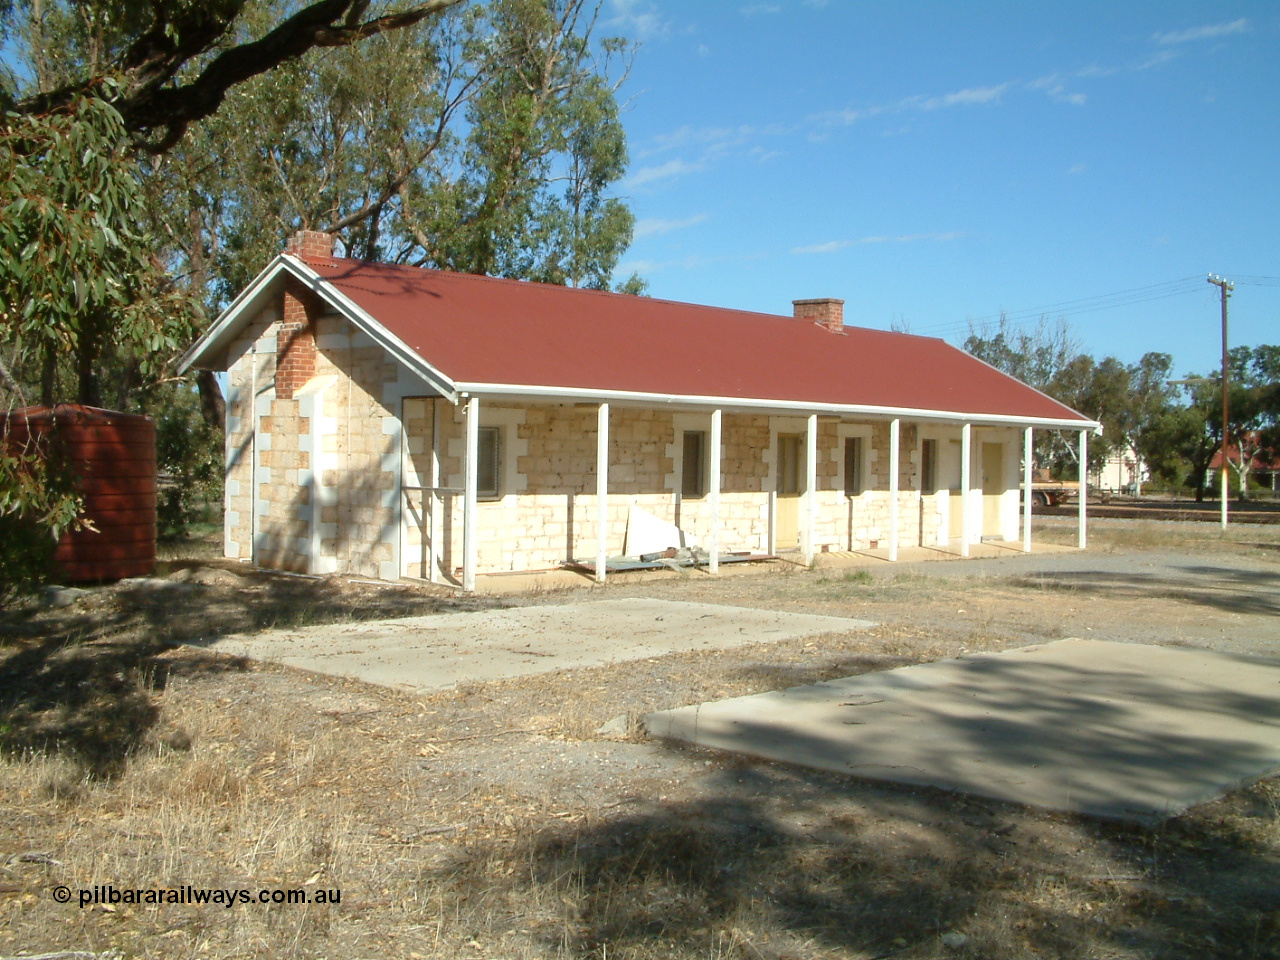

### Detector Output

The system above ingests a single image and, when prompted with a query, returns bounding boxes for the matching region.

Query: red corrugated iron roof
[300,256,1091,424]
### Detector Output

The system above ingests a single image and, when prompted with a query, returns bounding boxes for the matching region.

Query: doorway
[776,433,803,549]
[982,442,1004,537]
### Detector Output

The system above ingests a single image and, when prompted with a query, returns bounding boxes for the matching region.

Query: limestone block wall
[403,405,776,575]
[667,414,771,553]
[312,315,408,579]
[223,311,279,563]
[224,308,315,572]
[806,418,928,552]
[223,300,420,580]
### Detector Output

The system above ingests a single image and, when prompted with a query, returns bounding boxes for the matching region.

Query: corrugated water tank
[1,404,156,581]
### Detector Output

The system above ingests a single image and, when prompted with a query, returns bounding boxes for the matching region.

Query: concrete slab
[645,639,1280,822]
[206,598,871,693]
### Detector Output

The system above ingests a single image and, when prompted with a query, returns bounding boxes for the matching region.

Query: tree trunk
[196,369,226,429]
[40,345,57,408]
[75,310,104,408]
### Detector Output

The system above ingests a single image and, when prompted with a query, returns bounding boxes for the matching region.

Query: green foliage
[148,0,638,308]
[965,315,1280,500]
[145,382,224,537]
[0,87,199,587]
[0,86,198,405]
[1180,344,1280,499]
[0,421,88,602]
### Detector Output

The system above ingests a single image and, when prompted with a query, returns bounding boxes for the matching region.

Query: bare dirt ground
[2,519,1278,960]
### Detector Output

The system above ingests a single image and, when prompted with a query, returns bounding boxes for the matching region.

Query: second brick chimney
[284,229,335,260]
[792,298,845,333]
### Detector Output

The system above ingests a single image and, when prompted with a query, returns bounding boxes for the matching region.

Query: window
[681,431,706,498]
[477,426,500,499]
[778,434,803,495]
[843,437,863,496]
[921,439,938,494]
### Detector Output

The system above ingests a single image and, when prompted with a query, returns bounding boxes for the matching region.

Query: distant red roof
[1210,437,1279,471]
[293,257,1090,424]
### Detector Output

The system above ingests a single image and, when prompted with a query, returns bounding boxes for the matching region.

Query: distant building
[1091,444,1147,495]
[1210,438,1280,493]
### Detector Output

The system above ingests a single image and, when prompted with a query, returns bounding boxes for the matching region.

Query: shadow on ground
[652,645,1280,822]
[482,763,1280,959]
[1009,561,1280,617]
[0,570,492,776]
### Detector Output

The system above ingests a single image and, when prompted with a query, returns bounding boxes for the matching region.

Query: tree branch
[13,0,465,153]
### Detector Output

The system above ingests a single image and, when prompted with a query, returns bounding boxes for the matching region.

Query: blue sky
[603,1,1279,378]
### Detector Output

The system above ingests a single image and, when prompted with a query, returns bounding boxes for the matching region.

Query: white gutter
[453,381,1102,433]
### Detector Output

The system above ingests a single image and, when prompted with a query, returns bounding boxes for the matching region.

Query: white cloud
[1029,74,1086,105]
[813,104,884,126]
[626,159,703,187]
[1154,18,1248,45]
[1075,64,1119,79]
[647,123,774,156]
[606,0,669,40]
[740,2,781,14]
[617,254,714,274]
[1067,163,1087,176]
[1135,48,1179,70]
[918,83,1011,110]
[816,83,1008,128]
[792,232,964,254]
[792,240,855,255]
[634,214,708,238]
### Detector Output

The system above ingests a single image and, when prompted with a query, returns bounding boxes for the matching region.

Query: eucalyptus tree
[2,0,466,150]
[142,0,637,305]
[1,0,638,557]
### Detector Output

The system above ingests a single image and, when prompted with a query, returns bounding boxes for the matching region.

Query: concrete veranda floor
[466,538,1079,595]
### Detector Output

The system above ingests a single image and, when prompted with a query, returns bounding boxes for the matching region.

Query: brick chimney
[284,229,335,260]
[277,277,320,400]
[792,298,845,333]
[277,231,332,399]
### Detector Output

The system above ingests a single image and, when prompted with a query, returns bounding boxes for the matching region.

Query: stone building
[180,232,1099,590]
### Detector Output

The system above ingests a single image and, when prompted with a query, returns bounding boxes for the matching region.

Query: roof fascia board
[281,257,458,403]
[455,381,1102,432]
[177,254,288,373]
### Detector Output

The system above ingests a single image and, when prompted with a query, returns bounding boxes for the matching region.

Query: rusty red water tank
[1,404,156,581]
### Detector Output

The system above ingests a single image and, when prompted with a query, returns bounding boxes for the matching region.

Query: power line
[913,276,1206,338]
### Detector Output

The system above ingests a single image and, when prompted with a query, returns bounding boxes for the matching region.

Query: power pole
[1207,274,1233,530]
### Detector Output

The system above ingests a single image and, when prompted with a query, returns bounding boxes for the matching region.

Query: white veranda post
[1078,429,1088,550]
[596,403,609,583]
[888,418,900,562]
[804,414,817,565]
[462,395,479,592]
[709,408,722,574]
[1022,427,1033,554]
[960,422,972,557]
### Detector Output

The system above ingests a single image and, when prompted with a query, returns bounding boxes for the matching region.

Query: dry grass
[2,538,1279,959]
[1032,514,1280,552]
